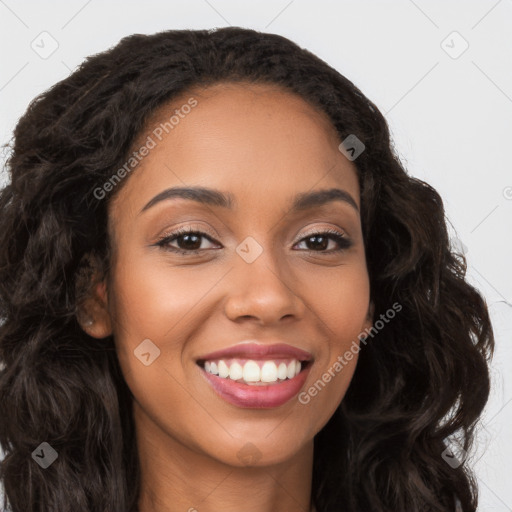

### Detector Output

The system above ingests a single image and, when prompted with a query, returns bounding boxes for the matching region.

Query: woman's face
[97,82,372,467]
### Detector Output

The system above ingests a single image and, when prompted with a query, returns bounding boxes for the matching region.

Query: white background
[0,1,511,510]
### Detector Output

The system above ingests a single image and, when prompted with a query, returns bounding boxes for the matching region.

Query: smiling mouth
[197,357,313,409]
[196,358,312,386]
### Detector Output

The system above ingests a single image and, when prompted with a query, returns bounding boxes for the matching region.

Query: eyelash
[154,226,353,255]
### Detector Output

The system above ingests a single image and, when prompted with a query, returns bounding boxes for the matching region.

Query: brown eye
[155,228,219,254]
[294,229,352,253]
[155,227,352,256]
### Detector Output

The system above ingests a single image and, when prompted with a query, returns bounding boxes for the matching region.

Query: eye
[293,228,353,253]
[154,227,353,255]
[154,226,219,254]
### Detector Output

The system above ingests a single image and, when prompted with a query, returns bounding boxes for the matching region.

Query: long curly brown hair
[0,27,494,512]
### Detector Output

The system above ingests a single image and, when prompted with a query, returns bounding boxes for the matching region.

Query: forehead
[109,81,359,221]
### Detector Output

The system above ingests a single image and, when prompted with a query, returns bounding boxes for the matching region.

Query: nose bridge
[224,232,303,321]
[235,230,286,279]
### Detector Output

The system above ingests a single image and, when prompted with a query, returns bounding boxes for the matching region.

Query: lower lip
[199,364,311,408]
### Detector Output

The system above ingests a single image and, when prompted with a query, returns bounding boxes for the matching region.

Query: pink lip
[196,341,313,408]
[199,364,312,408]
[196,341,313,362]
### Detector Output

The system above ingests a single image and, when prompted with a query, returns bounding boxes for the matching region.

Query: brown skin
[80,82,374,512]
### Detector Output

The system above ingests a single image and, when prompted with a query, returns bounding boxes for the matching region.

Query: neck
[134,403,315,512]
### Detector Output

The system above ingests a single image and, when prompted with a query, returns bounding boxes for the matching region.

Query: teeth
[286,361,296,379]
[203,358,303,383]
[261,361,277,382]
[243,361,260,382]
[229,362,243,381]
[277,362,288,380]
[218,360,229,378]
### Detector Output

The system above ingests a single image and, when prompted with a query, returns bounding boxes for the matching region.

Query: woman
[0,27,494,512]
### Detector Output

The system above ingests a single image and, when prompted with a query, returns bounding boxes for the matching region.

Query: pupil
[180,234,201,250]
[307,235,328,251]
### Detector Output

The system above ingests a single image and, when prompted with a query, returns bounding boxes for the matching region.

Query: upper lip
[197,341,313,362]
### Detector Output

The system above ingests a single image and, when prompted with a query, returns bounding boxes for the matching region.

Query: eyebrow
[139,185,359,214]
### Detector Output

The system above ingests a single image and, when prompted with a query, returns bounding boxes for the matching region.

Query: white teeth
[242,361,260,382]
[261,361,278,382]
[286,361,296,379]
[228,362,243,381]
[277,362,288,380]
[203,358,304,383]
[218,360,229,378]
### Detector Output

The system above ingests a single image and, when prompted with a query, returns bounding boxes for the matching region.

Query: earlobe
[75,253,113,339]
[77,279,113,339]
[81,318,112,339]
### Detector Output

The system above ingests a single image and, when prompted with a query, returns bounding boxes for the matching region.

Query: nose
[223,244,306,325]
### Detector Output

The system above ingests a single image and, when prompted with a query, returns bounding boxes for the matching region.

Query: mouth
[195,342,314,408]
[196,357,313,385]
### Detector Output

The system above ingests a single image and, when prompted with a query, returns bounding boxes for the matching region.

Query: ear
[75,255,113,339]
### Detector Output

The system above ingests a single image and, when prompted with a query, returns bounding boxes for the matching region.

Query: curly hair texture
[0,27,494,512]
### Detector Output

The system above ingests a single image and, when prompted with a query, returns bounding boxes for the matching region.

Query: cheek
[106,255,215,447]
[301,258,370,339]
[107,249,219,405]
[294,262,369,428]
[110,252,221,343]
